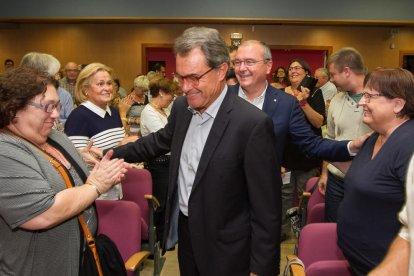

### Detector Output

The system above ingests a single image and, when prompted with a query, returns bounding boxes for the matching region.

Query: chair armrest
[286,254,306,276]
[125,250,151,272]
[298,192,311,209]
[144,194,161,209]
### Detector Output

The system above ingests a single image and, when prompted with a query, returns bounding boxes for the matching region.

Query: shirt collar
[187,85,228,119]
[238,82,267,102]
[81,101,112,118]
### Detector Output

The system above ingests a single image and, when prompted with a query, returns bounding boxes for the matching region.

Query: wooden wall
[1,23,414,90]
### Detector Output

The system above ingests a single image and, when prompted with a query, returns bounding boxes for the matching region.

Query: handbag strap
[0,128,104,276]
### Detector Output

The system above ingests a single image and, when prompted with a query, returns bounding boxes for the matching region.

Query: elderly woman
[280,59,325,239]
[0,66,127,275]
[118,75,150,136]
[141,78,174,245]
[64,63,136,200]
[337,68,414,275]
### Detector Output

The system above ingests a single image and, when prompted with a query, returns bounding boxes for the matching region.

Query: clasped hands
[86,149,130,194]
[78,141,130,193]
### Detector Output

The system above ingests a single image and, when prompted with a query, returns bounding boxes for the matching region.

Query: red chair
[122,168,152,241]
[121,168,165,276]
[95,200,150,276]
[305,177,325,221]
[306,202,325,224]
[286,223,352,276]
[290,177,325,238]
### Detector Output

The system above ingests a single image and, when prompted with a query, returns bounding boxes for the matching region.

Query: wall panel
[1,23,414,89]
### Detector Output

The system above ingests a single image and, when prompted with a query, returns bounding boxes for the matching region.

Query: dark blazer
[111,90,281,275]
[228,84,351,167]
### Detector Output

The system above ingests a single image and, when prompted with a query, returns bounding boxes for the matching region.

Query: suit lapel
[262,86,281,118]
[191,91,233,193]
[169,98,193,194]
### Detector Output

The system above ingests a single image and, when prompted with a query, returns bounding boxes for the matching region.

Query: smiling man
[319,47,372,222]
[103,27,281,276]
[229,41,367,240]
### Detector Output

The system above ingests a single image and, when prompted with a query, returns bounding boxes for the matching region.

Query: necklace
[149,102,167,117]
[42,143,71,169]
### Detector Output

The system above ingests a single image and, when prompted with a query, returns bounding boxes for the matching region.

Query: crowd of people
[1,26,414,275]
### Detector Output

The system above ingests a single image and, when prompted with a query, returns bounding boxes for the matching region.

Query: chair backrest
[306,202,325,224]
[121,168,152,240]
[306,177,325,223]
[306,260,352,276]
[298,223,347,268]
[305,176,319,192]
[95,200,142,263]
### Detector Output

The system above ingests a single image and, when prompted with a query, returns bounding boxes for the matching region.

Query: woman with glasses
[64,63,136,200]
[280,59,326,240]
[336,68,414,275]
[0,66,128,275]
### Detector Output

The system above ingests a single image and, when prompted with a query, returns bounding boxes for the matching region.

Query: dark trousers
[324,171,345,222]
[178,211,200,276]
[145,157,170,244]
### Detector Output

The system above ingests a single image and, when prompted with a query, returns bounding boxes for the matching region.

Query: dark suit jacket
[111,89,281,275]
[228,84,351,168]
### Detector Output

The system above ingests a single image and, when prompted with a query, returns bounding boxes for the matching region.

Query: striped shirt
[64,101,125,200]
[64,101,125,150]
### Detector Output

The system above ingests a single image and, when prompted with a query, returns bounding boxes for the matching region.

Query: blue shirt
[57,87,73,125]
[178,86,228,216]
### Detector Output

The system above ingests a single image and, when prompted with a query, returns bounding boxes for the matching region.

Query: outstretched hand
[349,132,373,154]
[87,150,131,193]
[78,140,100,167]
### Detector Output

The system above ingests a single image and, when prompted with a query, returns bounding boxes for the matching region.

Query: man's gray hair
[327,47,366,75]
[315,67,330,79]
[174,27,229,68]
[240,40,272,61]
[20,52,61,77]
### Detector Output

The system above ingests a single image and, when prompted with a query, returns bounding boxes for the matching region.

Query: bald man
[59,62,79,100]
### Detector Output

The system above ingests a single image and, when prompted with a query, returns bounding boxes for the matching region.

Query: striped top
[64,101,125,200]
[64,101,125,150]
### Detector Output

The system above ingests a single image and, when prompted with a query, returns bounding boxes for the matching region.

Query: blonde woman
[118,75,150,136]
[65,62,136,199]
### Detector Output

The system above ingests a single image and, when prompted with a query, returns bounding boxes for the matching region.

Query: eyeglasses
[174,67,215,87]
[288,66,304,71]
[28,101,62,113]
[232,59,267,67]
[361,92,384,102]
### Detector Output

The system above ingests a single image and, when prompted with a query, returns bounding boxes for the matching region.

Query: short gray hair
[327,47,366,75]
[20,52,61,76]
[174,27,229,68]
[315,67,330,79]
[240,40,272,61]
[134,75,149,90]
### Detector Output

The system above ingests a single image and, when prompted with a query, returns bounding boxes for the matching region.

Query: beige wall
[1,23,414,89]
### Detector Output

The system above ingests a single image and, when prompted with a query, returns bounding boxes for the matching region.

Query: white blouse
[140,104,170,137]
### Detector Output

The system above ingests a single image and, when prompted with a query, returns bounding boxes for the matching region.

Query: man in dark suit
[102,28,281,275]
[231,40,366,239]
